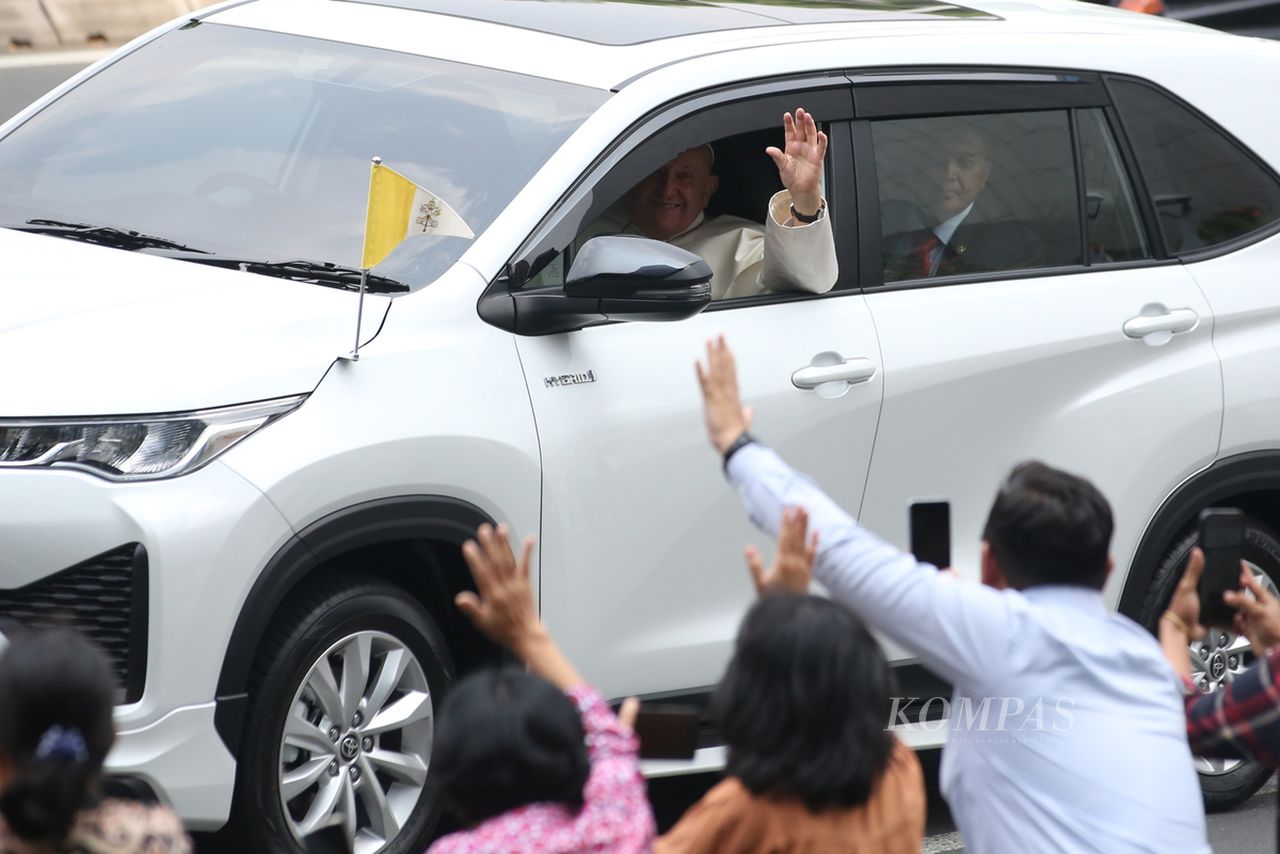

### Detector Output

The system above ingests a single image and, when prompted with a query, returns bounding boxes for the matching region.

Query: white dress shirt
[726,442,1209,854]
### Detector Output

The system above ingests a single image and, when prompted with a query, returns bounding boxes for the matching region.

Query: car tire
[1141,515,1280,812]
[231,574,455,853]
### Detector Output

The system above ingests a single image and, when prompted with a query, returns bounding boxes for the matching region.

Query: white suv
[2,0,1280,850]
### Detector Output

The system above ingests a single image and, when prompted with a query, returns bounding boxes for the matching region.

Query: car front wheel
[1143,517,1280,812]
[233,575,454,853]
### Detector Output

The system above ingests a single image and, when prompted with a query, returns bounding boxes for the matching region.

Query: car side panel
[859,267,1221,626]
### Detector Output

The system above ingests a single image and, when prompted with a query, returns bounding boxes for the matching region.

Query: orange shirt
[655,738,925,854]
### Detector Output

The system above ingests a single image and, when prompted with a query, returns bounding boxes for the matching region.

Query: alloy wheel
[277,630,434,853]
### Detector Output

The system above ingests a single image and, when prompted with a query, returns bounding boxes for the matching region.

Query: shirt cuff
[769,190,826,228]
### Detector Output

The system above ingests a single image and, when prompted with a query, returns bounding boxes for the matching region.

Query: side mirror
[565,235,713,300]
[482,236,713,336]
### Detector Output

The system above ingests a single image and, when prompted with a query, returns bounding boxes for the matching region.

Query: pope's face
[926,130,991,223]
[628,147,719,241]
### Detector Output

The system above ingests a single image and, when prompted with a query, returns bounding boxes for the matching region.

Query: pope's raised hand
[765,107,827,218]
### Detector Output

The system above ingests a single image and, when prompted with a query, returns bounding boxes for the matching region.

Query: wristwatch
[790,201,825,224]
[722,431,756,468]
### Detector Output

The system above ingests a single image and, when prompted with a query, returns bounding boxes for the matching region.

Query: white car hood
[0,229,390,416]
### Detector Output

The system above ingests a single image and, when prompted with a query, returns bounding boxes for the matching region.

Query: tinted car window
[873,110,1080,282]
[1110,78,1280,254]
[0,23,606,286]
[1077,108,1150,264]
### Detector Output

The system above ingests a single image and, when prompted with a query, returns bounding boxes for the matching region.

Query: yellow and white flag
[360,158,473,269]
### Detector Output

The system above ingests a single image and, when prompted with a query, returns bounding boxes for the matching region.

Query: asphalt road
[2,50,1278,854]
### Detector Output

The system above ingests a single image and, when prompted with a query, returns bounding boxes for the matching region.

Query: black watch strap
[790,202,824,224]
[722,431,756,469]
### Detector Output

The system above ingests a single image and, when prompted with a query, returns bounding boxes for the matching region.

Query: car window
[873,110,1080,283]
[1077,107,1150,264]
[523,110,849,303]
[0,22,606,287]
[1109,78,1280,254]
[526,124,815,288]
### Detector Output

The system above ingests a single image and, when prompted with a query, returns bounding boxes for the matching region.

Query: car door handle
[791,358,877,389]
[1123,308,1199,339]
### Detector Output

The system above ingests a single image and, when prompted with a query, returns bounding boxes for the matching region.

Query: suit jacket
[578,190,838,300]
[882,204,1045,283]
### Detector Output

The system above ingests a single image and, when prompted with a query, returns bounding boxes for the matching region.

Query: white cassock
[580,190,838,300]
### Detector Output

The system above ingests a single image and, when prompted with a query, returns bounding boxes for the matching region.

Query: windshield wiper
[144,250,409,294]
[18,219,210,253]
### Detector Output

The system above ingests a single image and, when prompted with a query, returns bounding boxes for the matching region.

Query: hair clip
[35,725,88,763]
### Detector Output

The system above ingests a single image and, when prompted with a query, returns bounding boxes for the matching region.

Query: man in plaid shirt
[1161,547,1280,841]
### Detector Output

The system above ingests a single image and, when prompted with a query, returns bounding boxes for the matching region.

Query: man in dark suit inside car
[882,119,1044,282]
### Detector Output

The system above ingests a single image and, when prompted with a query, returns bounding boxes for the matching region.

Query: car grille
[0,544,148,704]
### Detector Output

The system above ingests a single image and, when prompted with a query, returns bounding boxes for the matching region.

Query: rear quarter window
[1109,78,1280,254]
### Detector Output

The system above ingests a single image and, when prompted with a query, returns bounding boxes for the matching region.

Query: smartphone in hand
[1197,508,1245,629]
[909,500,951,570]
[633,704,700,760]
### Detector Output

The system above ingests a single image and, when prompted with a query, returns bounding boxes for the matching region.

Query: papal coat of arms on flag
[361,158,473,269]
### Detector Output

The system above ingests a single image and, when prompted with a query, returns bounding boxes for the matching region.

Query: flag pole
[351,267,369,361]
[345,155,382,362]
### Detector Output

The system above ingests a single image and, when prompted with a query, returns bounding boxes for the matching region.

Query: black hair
[713,594,896,812]
[432,668,589,826]
[0,626,117,843]
[982,460,1114,590]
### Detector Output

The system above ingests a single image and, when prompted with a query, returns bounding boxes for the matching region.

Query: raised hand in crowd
[1224,567,1280,653]
[695,335,752,455]
[745,507,818,596]
[428,523,652,854]
[455,522,639,723]
[1159,547,1208,679]
[457,524,588,695]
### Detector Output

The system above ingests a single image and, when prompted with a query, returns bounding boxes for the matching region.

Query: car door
[506,85,883,700]
[850,73,1222,658]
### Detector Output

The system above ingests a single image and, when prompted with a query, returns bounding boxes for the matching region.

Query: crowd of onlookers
[3,337,1280,854]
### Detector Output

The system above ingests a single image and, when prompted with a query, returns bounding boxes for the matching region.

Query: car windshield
[0,22,607,287]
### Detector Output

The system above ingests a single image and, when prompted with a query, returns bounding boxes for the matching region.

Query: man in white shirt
[580,108,837,300]
[694,337,1209,854]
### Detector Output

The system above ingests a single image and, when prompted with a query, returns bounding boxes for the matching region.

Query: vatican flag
[360,157,473,269]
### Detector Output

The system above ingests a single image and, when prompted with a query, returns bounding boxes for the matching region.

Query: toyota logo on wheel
[1210,655,1227,681]
[340,734,360,761]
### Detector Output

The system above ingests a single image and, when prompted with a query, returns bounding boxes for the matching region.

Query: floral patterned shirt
[428,684,655,854]
[0,799,191,853]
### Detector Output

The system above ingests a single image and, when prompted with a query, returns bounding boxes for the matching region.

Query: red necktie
[916,232,942,278]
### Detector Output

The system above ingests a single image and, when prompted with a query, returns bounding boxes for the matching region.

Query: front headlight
[0,395,306,481]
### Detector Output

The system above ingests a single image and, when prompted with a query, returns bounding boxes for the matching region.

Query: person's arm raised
[455,524,582,691]
[757,107,837,296]
[1159,548,1207,681]
[766,108,826,218]
[697,335,1013,690]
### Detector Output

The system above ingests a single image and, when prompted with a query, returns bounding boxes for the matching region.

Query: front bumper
[109,702,237,829]
[0,460,296,826]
